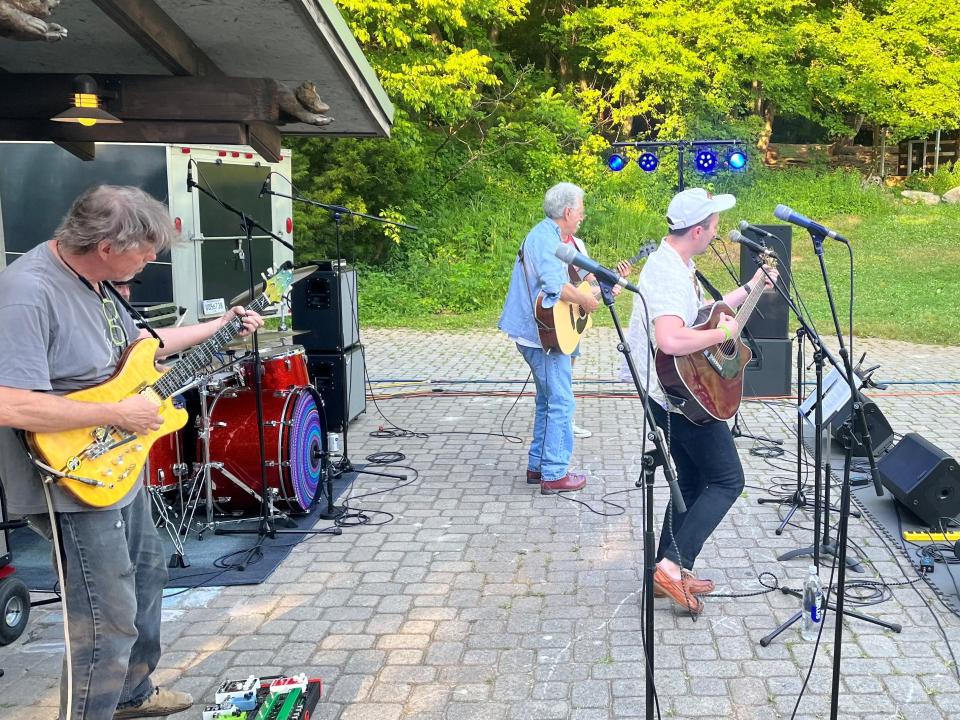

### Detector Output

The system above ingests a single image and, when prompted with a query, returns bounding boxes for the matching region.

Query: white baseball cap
[666,188,736,231]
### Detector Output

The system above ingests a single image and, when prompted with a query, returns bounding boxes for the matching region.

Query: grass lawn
[354,170,960,346]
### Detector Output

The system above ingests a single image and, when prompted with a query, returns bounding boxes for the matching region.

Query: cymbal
[228,264,318,306]
[224,329,304,350]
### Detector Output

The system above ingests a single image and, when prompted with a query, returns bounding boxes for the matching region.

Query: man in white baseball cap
[622,186,777,616]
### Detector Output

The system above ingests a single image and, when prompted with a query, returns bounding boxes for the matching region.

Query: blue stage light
[727,148,748,171]
[638,152,659,173]
[694,148,718,174]
[607,153,627,172]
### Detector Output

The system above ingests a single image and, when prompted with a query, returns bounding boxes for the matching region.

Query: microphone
[738,220,778,241]
[774,204,849,243]
[554,243,640,294]
[728,229,770,257]
[259,174,271,199]
[186,160,194,193]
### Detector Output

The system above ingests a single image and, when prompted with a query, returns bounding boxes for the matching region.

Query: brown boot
[540,473,586,495]
[526,469,542,485]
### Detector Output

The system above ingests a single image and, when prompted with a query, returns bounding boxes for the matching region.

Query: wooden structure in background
[0,0,393,160]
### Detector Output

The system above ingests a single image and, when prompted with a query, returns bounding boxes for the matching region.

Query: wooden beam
[54,141,97,162]
[0,75,281,124]
[0,119,249,146]
[246,122,282,163]
[91,0,224,77]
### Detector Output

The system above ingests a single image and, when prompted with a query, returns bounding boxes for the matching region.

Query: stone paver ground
[2,329,959,719]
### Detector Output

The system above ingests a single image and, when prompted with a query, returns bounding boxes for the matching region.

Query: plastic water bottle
[801,565,824,640]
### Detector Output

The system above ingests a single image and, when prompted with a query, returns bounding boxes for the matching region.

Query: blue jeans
[518,344,574,481]
[31,487,168,719]
[650,403,745,570]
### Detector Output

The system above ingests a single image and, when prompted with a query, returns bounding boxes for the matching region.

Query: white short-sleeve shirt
[622,240,705,408]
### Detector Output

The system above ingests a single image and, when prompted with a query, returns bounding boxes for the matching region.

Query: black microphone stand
[804,230,899,719]
[187,166,340,568]
[263,186,416,519]
[756,233,898,649]
[597,279,687,720]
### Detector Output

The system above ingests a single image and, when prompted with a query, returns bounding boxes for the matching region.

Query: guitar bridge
[702,350,723,374]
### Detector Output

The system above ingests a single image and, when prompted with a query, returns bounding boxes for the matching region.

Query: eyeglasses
[100,297,128,349]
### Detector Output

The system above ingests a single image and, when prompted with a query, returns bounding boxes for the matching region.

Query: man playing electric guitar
[622,188,778,615]
[0,185,264,719]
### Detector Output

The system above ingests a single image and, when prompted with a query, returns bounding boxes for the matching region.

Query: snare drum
[203,385,325,514]
[241,346,310,391]
[145,430,187,491]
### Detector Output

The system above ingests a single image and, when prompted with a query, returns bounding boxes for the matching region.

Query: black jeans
[650,402,745,570]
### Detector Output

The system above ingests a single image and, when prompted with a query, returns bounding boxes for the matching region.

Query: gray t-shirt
[622,240,705,408]
[0,242,140,514]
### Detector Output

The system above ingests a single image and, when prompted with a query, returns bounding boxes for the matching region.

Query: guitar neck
[152,293,270,400]
[730,279,768,340]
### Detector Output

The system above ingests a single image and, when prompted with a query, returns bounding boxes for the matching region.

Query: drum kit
[143,338,332,565]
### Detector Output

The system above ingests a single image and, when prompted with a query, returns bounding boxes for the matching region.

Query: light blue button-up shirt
[498,217,569,347]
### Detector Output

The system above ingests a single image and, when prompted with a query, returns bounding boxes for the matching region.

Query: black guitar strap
[104,281,165,349]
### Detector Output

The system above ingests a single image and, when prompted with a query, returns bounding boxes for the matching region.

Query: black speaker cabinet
[292,263,359,352]
[739,224,791,339]
[831,395,896,458]
[879,433,960,528]
[743,337,792,398]
[306,346,367,432]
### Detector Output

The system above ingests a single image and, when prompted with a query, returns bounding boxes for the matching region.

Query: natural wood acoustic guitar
[536,241,657,354]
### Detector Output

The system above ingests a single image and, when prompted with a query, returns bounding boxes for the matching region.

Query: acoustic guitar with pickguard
[654,251,779,425]
[536,241,657,354]
[27,262,295,508]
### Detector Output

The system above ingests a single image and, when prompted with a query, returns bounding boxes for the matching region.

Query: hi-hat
[224,329,304,350]
[229,264,318,306]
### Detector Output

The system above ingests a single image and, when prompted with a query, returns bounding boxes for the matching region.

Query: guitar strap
[517,241,551,332]
[104,281,165,349]
[695,270,723,302]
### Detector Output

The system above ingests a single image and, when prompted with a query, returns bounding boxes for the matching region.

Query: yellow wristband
[719,324,732,341]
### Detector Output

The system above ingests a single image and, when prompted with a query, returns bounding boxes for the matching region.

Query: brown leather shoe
[526,469,542,485]
[540,473,586,495]
[652,566,704,614]
[653,569,715,597]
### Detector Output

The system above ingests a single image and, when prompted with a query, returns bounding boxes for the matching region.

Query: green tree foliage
[288,0,960,284]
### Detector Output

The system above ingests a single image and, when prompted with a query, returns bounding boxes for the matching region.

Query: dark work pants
[650,402,745,570]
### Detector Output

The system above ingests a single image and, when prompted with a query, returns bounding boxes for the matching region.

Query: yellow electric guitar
[27,262,295,508]
[536,241,656,354]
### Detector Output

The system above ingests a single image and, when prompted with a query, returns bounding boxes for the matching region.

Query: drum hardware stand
[262,184,417,488]
[188,166,342,569]
[755,226,899,658]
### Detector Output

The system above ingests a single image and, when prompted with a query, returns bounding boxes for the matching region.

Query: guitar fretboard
[730,271,772,340]
[152,293,271,400]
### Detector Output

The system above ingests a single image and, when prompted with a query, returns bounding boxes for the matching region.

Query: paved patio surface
[2,329,960,720]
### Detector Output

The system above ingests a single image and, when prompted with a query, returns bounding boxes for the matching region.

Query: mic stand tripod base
[776,542,865,572]
[759,586,902,647]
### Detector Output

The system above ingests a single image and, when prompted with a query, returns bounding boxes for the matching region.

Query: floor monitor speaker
[878,433,960,528]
